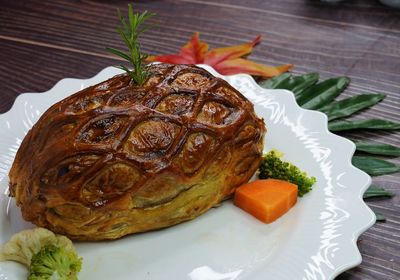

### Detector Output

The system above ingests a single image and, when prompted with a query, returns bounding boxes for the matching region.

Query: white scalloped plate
[0,65,375,280]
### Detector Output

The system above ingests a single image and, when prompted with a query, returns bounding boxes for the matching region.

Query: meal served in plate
[8,63,266,240]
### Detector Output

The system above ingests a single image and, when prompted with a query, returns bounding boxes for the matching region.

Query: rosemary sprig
[106,4,155,85]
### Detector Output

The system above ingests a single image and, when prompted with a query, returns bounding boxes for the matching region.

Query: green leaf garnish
[352,156,400,176]
[374,211,386,222]
[259,73,291,89]
[297,77,350,109]
[355,141,400,157]
[319,93,385,121]
[106,4,155,86]
[329,119,400,131]
[260,72,319,95]
[363,185,394,199]
[279,73,319,94]
[286,73,319,95]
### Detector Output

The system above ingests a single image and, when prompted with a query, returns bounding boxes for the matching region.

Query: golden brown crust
[9,64,266,240]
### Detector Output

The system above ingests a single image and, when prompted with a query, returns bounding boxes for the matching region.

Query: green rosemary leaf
[117,8,128,32]
[116,65,131,73]
[352,156,400,176]
[128,4,136,33]
[298,77,350,109]
[355,141,400,157]
[329,119,400,132]
[319,93,385,121]
[105,47,131,61]
[363,185,394,199]
[138,23,153,36]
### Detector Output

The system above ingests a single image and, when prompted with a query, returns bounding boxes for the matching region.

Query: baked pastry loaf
[9,64,266,240]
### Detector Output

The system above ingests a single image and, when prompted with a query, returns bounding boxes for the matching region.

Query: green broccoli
[0,227,82,280]
[259,150,316,197]
[28,244,82,280]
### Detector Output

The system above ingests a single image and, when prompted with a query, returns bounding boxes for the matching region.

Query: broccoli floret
[28,244,82,280]
[259,150,316,197]
[0,228,83,280]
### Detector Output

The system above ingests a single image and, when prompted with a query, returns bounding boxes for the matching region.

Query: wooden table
[0,0,399,279]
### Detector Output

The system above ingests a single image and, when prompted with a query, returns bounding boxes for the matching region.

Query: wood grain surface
[0,0,399,279]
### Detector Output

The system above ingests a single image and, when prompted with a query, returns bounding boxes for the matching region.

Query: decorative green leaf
[290,73,319,94]
[363,185,394,199]
[259,73,291,89]
[374,211,386,222]
[298,77,350,109]
[329,119,400,131]
[352,156,400,176]
[319,93,385,121]
[276,73,319,94]
[355,141,400,157]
